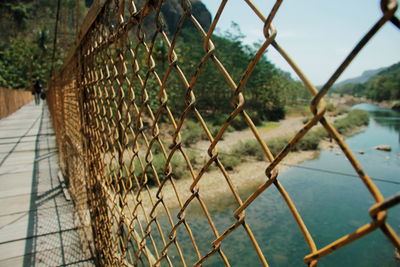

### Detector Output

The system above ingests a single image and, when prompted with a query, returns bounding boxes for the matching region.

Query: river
[147,104,400,266]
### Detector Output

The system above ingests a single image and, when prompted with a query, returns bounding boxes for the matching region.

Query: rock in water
[374,145,392,151]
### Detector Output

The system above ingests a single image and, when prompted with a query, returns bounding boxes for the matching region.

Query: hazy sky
[201,0,400,85]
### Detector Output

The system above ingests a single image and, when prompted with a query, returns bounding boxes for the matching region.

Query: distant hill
[333,62,400,101]
[334,67,386,87]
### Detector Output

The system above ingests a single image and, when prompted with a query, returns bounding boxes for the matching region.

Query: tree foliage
[0,0,86,90]
[0,28,57,89]
[1,2,308,123]
[150,26,308,122]
[334,62,400,101]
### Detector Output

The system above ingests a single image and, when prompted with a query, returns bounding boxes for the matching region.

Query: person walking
[32,79,42,105]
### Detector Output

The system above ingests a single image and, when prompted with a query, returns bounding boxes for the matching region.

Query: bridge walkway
[0,102,94,267]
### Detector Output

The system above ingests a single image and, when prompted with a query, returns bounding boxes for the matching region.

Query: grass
[330,106,348,117]
[259,121,280,131]
[114,109,370,186]
[294,131,323,151]
[326,102,335,112]
[181,120,225,146]
[219,153,242,171]
[181,120,204,146]
[113,152,190,187]
[266,137,290,155]
[286,104,311,118]
[229,125,323,162]
[231,140,265,160]
[226,109,369,163]
[333,109,369,135]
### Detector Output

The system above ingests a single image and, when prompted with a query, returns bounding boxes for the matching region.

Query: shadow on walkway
[0,103,94,266]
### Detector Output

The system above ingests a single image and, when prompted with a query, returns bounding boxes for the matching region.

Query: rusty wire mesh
[47,0,400,266]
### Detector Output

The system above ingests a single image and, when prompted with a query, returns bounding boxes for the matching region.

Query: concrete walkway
[0,102,94,266]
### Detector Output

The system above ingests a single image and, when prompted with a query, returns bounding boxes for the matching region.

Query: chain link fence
[47,0,400,266]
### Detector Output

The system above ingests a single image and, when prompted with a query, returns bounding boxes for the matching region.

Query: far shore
[135,103,368,216]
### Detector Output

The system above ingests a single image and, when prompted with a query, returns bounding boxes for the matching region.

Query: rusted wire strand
[46,0,400,266]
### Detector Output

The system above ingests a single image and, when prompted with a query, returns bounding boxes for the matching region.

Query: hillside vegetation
[0,0,309,123]
[333,67,385,88]
[152,26,309,123]
[334,62,400,102]
[0,0,88,89]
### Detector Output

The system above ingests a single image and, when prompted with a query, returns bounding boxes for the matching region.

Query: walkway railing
[47,0,400,266]
[0,87,33,119]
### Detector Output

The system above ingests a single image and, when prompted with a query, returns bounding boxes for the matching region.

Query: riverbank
[328,93,400,111]
[127,103,399,267]
[139,108,368,215]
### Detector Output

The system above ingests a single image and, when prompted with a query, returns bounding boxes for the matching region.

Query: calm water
[151,104,400,266]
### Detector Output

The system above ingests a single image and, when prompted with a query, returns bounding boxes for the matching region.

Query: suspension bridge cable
[183,146,400,185]
[50,0,62,77]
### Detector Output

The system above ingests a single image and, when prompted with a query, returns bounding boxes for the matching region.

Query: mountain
[333,62,400,101]
[334,67,386,88]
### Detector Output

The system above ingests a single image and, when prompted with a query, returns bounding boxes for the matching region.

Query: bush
[333,109,369,135]
[182,120,204,146]
[232,136,293,159]
[170,153,186,179]
[231,140,264,160]
[128,152,187,186]
[265,106,285,121]
[208,113,230,126]
[326,102,335,112]
[330,106,348,117]
[230,114,248,130]
[132,153,164,186]
[208,124,221,139]
[208,111,262,130]
[314,127,329,139]
[295,131,322,151]
[392,102,400,111]
[266,137,290,155]
[247,110,263,126]
[182,120,225,146]
[219,153,242,171]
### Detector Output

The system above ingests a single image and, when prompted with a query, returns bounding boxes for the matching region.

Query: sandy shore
[129,110,364,217]
[136,115,324,216]
[139,150,318,215]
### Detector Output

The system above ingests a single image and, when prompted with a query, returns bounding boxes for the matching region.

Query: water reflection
[353,103,400,141]
[148,104,400,266]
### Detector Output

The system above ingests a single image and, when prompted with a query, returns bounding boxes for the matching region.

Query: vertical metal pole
[50,0,62,78]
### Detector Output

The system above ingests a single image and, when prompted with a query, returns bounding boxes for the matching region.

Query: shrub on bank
[132,109,371,182]
[333,109,369,135]
[226,109,368,164]
[231,140,264,160]
[219,153,242,171]
[392,102,400,111]
[182,120,226,146]
[122,152,188,186]
[182,120,204,146]
[294,131,323,151]
[266,137,290,155]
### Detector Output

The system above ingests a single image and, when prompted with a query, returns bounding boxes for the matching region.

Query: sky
[201,0,400,85]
